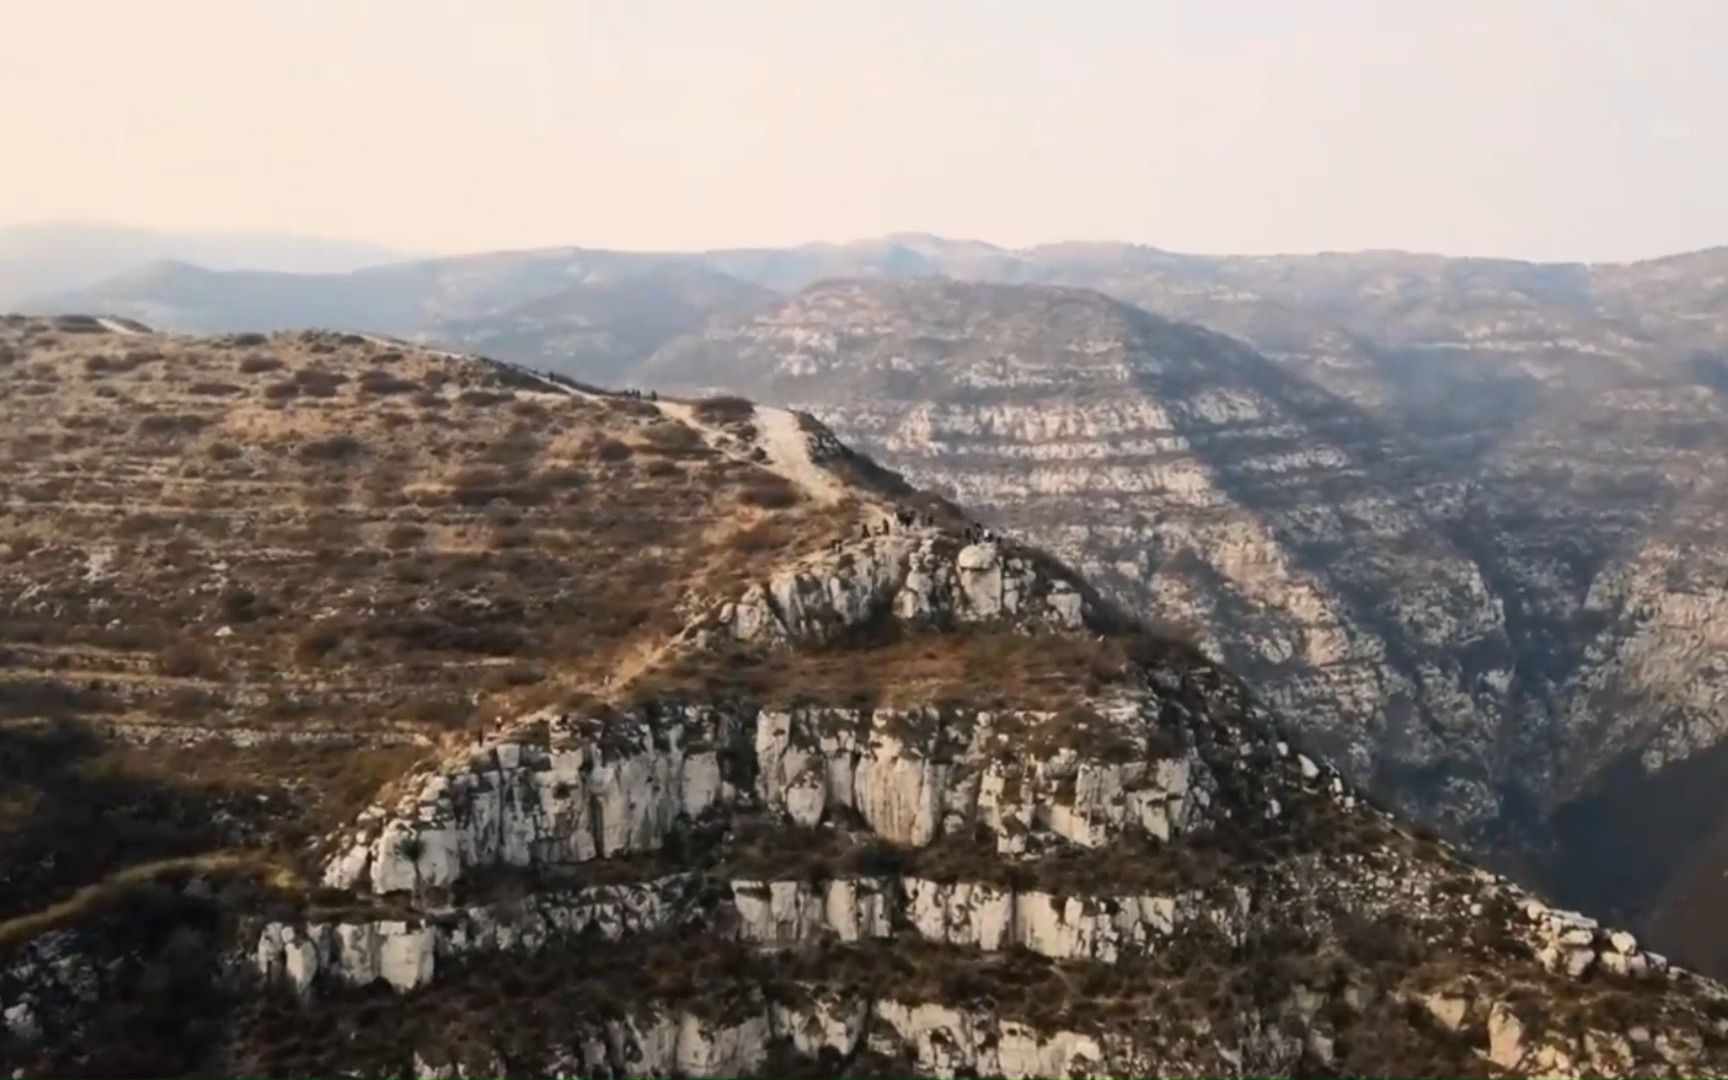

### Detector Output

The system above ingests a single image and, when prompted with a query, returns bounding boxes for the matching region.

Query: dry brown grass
[0,320,878,915]
[631,627,1143,711]
[0,851,292,951]
[0,323,860,738]
[691,395,756,425]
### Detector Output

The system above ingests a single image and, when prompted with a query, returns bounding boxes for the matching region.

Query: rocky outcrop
[320,708,739,895]
[403,990,1297,1080]
[322,699,1210,897]
[261,646,1728,1079]
[896,877,1250,958]
[255,872,1250,994]
[1520,897,1676,980]
[712,532,1089,646]
[255,875,699,993]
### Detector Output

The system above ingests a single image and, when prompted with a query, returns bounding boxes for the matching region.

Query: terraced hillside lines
[634,273,1728,976]
[0,314,860,925]
[641,279,1517,832]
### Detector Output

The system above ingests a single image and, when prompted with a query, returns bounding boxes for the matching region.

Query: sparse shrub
[261,381,298,401]
[0,535,34,564]
[728,520,794,553]
[490,525,533,549]
[292,368,348,398]
[738,474,800,509]
[295,622,348,663]
[594,438,633,463]
[296,435,367,465]
[692,395,755,425]
[135,414,210,438]
[407,696,473,729]
[116,512,174,536]
[358,369,419,396]
[227,332,269,347]
[188,381,243,397]
[384,523,427,549]
[367,615,525,657]
[644,459,680,479]
[605,395,661,419]
[219,588,264,624]
[536,466,585,490]
[238,354,284,375]
[449,467,508,507]
[207,442,243,462]
[481,665,547,692]
[642,422,706,457]
[481,432,541,465]
[158,643,215,679]
[457,389,512,408]
[842,839,913,877]
[22,478,71,503]
[162,686,223,720]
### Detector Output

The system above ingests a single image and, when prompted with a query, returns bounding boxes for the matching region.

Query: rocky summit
[3,316,1728,1077]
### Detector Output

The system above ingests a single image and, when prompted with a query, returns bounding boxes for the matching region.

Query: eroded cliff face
[636,277,1728,975]
[226,669,1728,1079]
[317,696,1205,900]
[642,281,1517,833]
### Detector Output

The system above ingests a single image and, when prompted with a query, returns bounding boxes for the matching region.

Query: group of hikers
[616,388,657,401]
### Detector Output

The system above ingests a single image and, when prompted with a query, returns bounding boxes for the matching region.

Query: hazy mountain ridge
[0,223,413,309]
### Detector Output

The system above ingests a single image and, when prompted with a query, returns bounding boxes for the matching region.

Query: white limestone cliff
[714,532,1089,647]
[323,699,1212,897]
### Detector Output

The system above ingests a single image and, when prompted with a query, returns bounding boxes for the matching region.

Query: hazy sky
[4,0,1725,261]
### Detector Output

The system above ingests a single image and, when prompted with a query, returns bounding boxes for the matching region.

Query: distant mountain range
[0,222,415,309]
[30,231,1728,421]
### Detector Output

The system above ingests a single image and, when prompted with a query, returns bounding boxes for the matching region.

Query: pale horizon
[9,217,1728,270]
[4,0,1727,264]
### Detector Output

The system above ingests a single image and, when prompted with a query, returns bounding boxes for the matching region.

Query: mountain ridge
[5,315,1728,1076]
[14,230,1728,979]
